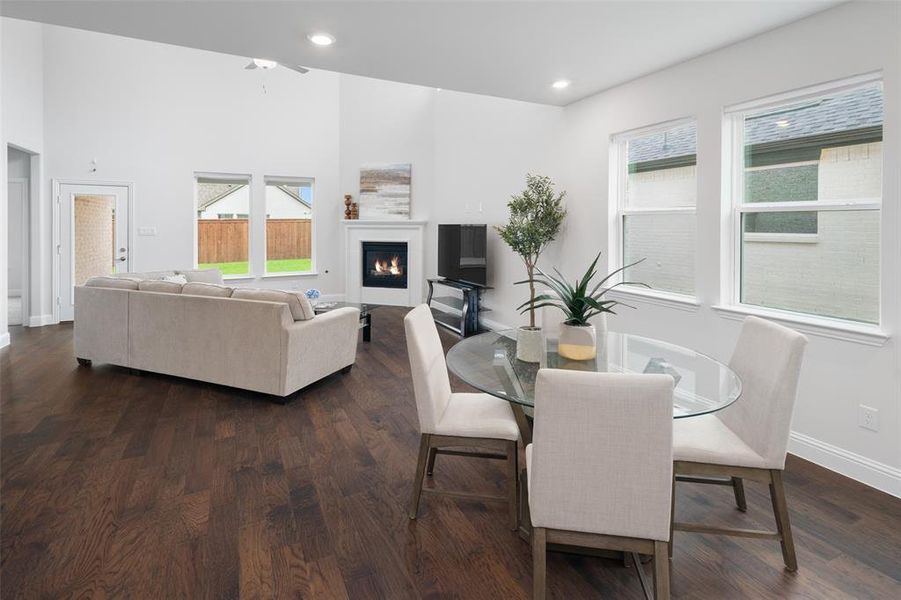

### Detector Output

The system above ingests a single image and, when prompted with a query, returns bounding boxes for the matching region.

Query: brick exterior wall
[74,195,115,286]
[624,142,881,323]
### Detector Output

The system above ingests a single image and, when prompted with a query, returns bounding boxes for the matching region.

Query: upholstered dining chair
[404,304,520,528]
[528,369,675,600]
[671,316,807,571]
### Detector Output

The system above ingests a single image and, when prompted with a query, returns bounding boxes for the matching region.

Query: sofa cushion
[182,282,233,297]
[115,270,176,280]
[177,269,224,285]
[163,274,188,284]
[84,276,140,290]
[138,280,184,294]
[231,288,315,321]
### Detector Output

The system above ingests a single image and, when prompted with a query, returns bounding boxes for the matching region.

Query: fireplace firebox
[362,241,408,289]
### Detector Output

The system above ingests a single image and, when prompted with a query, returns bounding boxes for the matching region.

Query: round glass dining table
[446,329,742,440]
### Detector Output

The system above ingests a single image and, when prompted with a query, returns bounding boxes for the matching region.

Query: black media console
[426,278,491,338]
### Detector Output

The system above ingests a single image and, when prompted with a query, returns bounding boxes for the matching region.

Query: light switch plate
[137,227,157,236]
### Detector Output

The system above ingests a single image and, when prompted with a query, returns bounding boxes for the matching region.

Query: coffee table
[312,301,380,342]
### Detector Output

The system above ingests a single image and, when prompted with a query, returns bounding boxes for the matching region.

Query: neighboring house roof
[629,85,883,166]
[275,185,312,209]
[197,184,312,212]
[197,183,245,211]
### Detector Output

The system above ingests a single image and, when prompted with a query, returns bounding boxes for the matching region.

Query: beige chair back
[404,304,453,434]
[530,369,674,541]
[720,316,807,469]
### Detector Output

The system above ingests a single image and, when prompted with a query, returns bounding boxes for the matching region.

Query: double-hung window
[196,174,252,276]
[612,120,697,297]
[264,177,314,274]
[725,77,883,325]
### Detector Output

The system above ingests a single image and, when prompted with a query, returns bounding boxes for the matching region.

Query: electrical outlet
[858,405,879,432]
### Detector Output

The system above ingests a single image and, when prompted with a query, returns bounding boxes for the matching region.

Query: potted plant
[496,174,567,362]
[518,252,646,361]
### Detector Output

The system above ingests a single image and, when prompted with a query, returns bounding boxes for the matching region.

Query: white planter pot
[558,323,597,361]
[516,326,545,363]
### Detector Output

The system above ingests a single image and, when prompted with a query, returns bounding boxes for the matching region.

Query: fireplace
[362,241,408,289]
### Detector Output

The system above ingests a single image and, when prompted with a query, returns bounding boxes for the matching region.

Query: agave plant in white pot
[517,252,646,361]
[496,174,567,362]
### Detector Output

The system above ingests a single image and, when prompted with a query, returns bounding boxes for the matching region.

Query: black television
[438,224,487,286]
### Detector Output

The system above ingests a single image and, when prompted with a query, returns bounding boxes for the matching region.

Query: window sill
[712,304,889,347]
[607,287,700,312]
[262,271,319,279]
[222,275,255,282]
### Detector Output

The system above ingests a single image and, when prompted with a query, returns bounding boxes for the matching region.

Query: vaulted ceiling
[1,0,843,105]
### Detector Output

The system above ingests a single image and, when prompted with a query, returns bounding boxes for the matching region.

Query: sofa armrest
[280,307,361,395]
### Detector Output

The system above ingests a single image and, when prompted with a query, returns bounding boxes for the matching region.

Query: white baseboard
[0,332,9,349]
[480,317,512,332]
[27,314,56,327]
[789,431,901,498]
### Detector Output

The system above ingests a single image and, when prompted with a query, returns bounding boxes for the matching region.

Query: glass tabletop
[446,329,742,418]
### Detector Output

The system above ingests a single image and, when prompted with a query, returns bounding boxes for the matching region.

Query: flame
[373,256,402,275]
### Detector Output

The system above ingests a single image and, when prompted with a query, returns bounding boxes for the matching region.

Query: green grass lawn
[198,258,312,275]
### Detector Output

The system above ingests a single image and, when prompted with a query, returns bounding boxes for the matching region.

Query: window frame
[609,117,699,304]
[194,172,253,280]
[262,175,317,278]
[722,74,884,328]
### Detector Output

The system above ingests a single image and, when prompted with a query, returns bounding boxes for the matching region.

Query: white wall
[558,1,901,495]
[1,18,45,345]
[7,147,30,295]
[40,24,342,299]
[338,74,563,325]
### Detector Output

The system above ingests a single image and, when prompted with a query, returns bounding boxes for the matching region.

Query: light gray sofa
[73,270,360,399]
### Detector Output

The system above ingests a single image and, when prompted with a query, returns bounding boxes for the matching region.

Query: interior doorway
[55,182,131,321]
[7,147,32,327]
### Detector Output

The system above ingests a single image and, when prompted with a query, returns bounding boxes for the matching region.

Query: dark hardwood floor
[2,307,899,598]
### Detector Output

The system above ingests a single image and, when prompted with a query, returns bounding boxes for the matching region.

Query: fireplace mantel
[343,220,426,307]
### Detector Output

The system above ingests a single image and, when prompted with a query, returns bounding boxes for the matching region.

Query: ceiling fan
[244,58,309,75]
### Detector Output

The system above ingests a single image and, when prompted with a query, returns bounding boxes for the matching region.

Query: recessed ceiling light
[307,32,335,47]
[252,58,278,70]
[775,119,790,127]
[552,80,570,90]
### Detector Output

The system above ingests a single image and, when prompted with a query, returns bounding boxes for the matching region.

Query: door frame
[7,178,29,327]
[52,179,135,323]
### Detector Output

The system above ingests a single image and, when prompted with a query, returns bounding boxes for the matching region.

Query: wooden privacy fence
[198,219,311,263]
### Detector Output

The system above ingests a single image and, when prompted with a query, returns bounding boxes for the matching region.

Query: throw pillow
[177,269,225,285]
[163,274,188,284]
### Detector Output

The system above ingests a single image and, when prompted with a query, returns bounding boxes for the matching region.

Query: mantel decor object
[344,195,353,219]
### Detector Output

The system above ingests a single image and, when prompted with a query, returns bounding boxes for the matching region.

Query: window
[196,175,251,276]
[727,79,883,324]
[265,178,314,274]
[612,120,697,296]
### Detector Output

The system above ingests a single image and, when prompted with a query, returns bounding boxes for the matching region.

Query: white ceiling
[1,0,843,106]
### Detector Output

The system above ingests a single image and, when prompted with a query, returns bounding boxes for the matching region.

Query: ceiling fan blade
[244,62,258,70]
[284,65,310,75]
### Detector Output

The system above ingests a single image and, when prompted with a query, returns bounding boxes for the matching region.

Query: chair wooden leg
[426,447,438,476]
[532,527,547,600]
[668,475,676,558]
[769,469,798,572]
[508,441,519,530]
[653,541,671,600]
[409,434,431,519]
[732,477,748,512]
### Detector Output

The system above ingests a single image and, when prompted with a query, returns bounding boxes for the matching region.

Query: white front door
[58,184,130,321]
